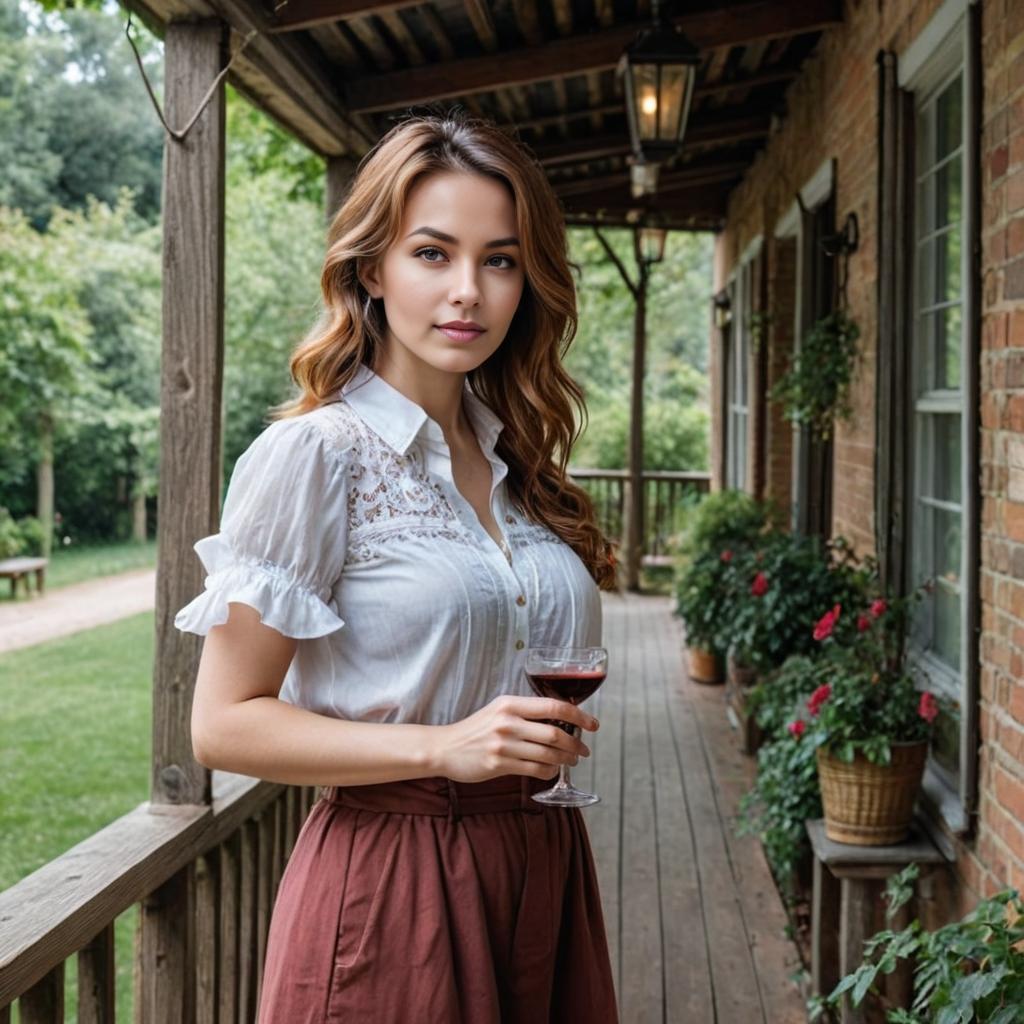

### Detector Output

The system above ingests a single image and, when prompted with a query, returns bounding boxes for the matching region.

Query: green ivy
[769,309,861,441]
[809,864,1024,1023]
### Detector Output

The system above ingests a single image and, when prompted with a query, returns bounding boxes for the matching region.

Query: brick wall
[711,0,1024,919]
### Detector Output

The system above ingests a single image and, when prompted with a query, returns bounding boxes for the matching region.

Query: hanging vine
[769,211,862,441]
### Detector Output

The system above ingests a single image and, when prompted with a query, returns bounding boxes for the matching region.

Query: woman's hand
[432,695,599,783]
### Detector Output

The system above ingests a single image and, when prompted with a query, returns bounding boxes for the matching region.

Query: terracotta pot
[688,645,723,684]
[816,740,929,846]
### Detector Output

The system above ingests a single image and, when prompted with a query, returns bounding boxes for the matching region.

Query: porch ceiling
[124,0,841,231]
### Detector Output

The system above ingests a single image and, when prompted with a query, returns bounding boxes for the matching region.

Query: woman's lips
[436,325,485,342]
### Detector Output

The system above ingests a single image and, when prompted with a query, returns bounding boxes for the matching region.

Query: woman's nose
[448,262,482,304]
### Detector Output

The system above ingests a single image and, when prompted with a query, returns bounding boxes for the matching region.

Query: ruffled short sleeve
[173,415,349,640]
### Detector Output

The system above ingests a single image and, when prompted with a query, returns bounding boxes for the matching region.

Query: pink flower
[918,692,939,724]
[813,604,842,641]
[788,719,806,739]
[807,684,832,717]
[870,598,888,618]
[720,549,733,563]
[857,614,871,632]
[751,571,769,597]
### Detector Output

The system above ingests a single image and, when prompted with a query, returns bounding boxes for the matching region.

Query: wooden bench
[0,556,49,598]
[806,817,948,1023]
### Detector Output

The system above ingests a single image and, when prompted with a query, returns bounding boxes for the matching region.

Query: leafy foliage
[769,309,861,441]
[809,863,1024,1023]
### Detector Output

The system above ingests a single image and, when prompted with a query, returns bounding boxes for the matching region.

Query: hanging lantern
[638,209,668,265]
[617,0,701,162]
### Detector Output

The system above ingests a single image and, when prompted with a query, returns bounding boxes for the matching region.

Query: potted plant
[769,308,860,441]
[673,490,780,684]
[675,548,731,683]
[716,533,870,751]
[796,582,953,846]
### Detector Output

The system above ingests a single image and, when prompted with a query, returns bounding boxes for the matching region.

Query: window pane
[931,701,961,777]
[935,224,962,303]
[933,576,961,671]
[940,304,962,389]
[936,73,963,159]
[936,160,962,229]
[930,414,962,502]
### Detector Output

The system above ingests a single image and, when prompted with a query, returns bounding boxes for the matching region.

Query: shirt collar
[339,362,505,457]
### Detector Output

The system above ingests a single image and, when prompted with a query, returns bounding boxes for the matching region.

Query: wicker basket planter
[688,645,723,684]
[816,739,929,846]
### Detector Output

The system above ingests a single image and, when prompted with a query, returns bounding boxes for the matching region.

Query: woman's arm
[190,602,596,787]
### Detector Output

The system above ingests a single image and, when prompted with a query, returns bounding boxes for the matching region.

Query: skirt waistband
[321,774,553,821]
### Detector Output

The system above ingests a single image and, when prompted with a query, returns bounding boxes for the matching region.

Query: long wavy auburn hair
[271,108,620,592]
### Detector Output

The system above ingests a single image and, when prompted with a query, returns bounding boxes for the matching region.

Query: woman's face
[360,170,526,375]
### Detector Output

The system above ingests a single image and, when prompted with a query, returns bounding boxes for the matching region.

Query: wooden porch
[0,590,807,1022]
[580,590,806,1023]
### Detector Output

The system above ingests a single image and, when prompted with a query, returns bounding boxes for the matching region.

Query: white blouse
[173,362,603,726]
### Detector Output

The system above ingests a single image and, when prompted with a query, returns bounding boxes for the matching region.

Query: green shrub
[810,863,1024,1023]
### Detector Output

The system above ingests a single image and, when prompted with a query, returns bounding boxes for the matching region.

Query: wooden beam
[534,112,770,166]
[553,159,748,198]
[269,0,417,33]
[342,0,841,113]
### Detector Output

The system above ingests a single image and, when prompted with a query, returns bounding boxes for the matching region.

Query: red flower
[813,604,842,641]
[788,719,806,739]
[857,614,871,632]
[720,549,733,563]
[918,692,939,724]
[807,684,832,717]
[751,571,769,597]
[870,598,888,618]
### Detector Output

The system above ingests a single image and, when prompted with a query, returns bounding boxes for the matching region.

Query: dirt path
[0,568,157,655]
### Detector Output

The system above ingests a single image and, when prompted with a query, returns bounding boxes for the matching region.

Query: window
[894,0,979,830]
[725,246,758,490]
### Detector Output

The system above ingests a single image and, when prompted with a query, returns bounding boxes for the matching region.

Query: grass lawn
[0,538,158,604]
[1,611,154,1022]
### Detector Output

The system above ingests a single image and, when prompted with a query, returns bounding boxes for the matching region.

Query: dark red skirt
[257,773,619,1023]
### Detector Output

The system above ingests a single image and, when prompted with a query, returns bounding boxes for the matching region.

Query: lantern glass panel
[633,62,660,140]
[658,64,687,141]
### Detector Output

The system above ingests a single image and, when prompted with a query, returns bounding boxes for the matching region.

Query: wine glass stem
[554,723,579,790]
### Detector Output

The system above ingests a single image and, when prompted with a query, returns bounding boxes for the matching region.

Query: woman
[175,109,621,1023]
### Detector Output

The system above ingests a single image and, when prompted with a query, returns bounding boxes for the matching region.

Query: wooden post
[152,18,228,810]
[142,18,227,1023]
[626,228,648,593]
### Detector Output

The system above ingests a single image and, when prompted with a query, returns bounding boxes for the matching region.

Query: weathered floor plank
[583,591,806,1023]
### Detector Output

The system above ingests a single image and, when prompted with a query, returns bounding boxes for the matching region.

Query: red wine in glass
[524,646,608,807]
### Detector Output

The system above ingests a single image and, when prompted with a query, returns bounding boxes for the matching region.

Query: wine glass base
[531,787,601,808]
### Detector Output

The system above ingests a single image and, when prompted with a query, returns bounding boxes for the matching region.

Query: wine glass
[525,645,608,807]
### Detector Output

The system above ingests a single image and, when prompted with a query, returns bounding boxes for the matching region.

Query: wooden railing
[569,468,711,565]
[0,773,318,1022]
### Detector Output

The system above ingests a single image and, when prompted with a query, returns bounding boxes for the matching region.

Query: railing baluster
[237,820,259,1024]
[195,850,218,1024]
[18,963,63,1023]
[218,835,239,1024]
[254,812,273,1009]
[137,865,195,1023]
[284,787,299,861]
[78,922,115,1024]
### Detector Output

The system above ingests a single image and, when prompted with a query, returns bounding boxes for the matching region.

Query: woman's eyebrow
[404,227,520,248]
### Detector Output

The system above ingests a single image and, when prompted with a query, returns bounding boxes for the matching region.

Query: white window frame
[900,0,977,837]
[725,237,761,491]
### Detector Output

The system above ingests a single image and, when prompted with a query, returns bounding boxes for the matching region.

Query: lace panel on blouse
[314,401,469,564]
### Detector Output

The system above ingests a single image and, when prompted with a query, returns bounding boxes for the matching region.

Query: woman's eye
[414,247,516,269]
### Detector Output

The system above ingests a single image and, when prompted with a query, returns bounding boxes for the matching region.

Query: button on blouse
[174,363,602,726]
